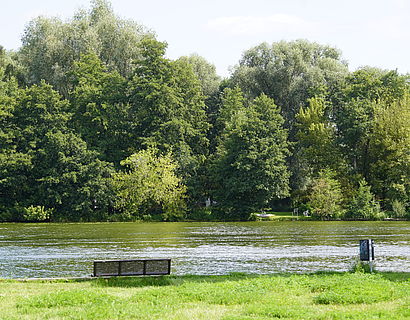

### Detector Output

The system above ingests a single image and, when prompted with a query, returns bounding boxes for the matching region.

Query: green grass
[0,272,408,319]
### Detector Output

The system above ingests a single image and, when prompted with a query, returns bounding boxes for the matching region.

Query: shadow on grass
[378,272,410,282]
[91,272,265,288]
[92,276,174,288]
[7,271,408,288]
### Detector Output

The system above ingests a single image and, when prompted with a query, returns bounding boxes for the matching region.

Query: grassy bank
[0,272,409,319]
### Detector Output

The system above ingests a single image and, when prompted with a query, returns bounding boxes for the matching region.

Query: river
[0,221,409,278]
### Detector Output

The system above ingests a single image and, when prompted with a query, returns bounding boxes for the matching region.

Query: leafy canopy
[113,149,186,221]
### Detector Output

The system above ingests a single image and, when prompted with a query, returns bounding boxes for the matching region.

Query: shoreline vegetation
[2,0,410,223]
[1,210,409,223]
[1,272,408,319]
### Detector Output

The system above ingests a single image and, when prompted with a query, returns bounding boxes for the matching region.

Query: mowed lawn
[0,272,409,320]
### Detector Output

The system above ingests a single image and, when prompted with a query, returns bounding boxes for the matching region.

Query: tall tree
[127,37,209,179]
[334,68,410,208]
[0,69,32,220]
[70,52,130,165]
[177,54,222,154]
[295,96,345,187]
[212,93,290,219]
[1,81,114,221]
[367,95,410,208]
[177,54,221,97]
[335,71,407,166]
[231,40,348,129]
[19,0,149,96]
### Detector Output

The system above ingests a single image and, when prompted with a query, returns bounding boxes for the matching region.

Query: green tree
[345,179,381,220]
[12,81,70,152]
[176,54,222,155]
[218,87,246,129]
[0,47,26,85]
[177,54,221,97]
[334,69,408,176]
[31,130,114,221]
[367,95,410,208]
[212,94,290,219]
[210,86,246,151]
[230,40,348,194]
[306,170,344,220]
[1,81,114,221]
[295,96,345,187]
[231,40,348,128]
[113,149,186,221]
[70,52,130,165]
[334,68,410,208]
[0,71,32,220]
[19,0,149,96]
[127,37,209,182]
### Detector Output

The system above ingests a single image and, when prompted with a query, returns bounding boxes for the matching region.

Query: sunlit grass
[0,272,408,319]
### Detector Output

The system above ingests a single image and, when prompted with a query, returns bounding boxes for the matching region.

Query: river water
[0,221,409,278]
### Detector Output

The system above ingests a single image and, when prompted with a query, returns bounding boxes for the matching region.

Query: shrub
[306,170,344,219]
[187,207,216,221]
[345,179,381,220]
[23,205,53,222]
[350,258,375,273]
[391,200,407,218]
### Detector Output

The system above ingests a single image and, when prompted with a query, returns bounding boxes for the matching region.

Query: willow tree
[19,0,149,96]
[231,40,348,129]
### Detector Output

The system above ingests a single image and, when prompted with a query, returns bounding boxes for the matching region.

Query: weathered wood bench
[93,259,171,277]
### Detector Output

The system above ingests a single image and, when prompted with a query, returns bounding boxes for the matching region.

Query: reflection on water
[0,221,409,278]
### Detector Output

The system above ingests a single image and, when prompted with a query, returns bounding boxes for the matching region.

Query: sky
[1,0,409,77]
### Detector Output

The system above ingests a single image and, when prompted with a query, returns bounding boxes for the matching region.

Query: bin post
[359,239,374,272]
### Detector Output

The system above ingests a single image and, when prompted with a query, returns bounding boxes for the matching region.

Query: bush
[23,205,53,222]
[345,180,381,220]
[391,200,407,218]
[0,207,15,222]
[306,170,344,219]
[350,258,376,273]
[187,207,216,221]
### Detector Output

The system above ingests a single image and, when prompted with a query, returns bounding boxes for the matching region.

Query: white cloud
[205,14,312,36]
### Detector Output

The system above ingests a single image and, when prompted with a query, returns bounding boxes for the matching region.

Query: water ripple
[0,221,408,278]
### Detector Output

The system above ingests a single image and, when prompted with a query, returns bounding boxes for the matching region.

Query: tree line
[1,0,409,222]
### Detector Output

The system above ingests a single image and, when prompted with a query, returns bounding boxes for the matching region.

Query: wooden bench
[93,259,171,277]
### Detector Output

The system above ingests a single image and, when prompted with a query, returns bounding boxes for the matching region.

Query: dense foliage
[1,0,409,221]
[112,148,186,221]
